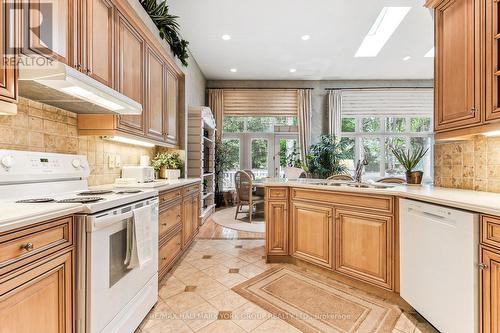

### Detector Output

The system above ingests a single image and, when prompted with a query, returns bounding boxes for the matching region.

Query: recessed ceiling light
[355,7,411,57]
[222,34,231,41]
[230,68,237,73]
[424,47,434,58]
[403,56,411,61]
[301,35,311,41]
[289,68,297,73]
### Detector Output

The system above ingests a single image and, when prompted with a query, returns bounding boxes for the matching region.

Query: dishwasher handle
[406,207,456,226]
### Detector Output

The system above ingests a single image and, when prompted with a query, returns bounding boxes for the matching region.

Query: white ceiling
[168,0,434,80]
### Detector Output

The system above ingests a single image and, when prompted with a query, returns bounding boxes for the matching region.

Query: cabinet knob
[479,263,488,270]
[86,69,92,75]
[162,223,167,226]
[161,257,167,261]
[20,242,34,252]
[470,107,478,114]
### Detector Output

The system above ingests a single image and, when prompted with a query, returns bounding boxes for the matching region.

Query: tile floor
[136,238,435,333]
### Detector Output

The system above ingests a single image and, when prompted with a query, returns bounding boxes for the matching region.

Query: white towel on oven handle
[125,205,153,269]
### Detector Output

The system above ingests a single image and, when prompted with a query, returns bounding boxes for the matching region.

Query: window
[338,89,433,181]
[223,116,298,133]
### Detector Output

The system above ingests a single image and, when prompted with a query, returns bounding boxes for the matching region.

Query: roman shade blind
[340,88,434,116]
[223,89,298,116]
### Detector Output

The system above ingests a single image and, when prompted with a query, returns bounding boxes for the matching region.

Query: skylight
[355,7,411,58]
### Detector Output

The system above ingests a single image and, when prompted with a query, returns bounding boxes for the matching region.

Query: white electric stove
[0,150,160,333]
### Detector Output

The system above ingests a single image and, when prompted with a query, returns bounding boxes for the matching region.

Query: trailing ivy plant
[140,0,190,66]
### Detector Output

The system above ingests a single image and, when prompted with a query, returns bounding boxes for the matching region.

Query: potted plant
[151,152,183,180]
[390,146,429,184]
[306,135,350,179]
[214,138,231,207]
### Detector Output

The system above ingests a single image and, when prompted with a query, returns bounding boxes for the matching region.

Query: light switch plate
[108,155,115,168]
[115,155,121,167]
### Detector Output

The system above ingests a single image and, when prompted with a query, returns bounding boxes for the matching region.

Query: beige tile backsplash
[0,97,154,186]
[434,135,500,193]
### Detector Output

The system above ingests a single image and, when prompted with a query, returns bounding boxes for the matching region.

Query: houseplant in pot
[306,135,350,179]
[390,146,429,184]
[151,152,183,180]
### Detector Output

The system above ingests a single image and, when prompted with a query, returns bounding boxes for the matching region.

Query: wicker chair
[243,169,256,180]
[377,177,406,184]
[234,170,264,223]
[326,174,354,181]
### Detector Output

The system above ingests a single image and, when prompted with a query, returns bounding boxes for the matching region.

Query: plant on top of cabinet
[390,145,429,184]
[152,152,183,180]
[139,0,190,66]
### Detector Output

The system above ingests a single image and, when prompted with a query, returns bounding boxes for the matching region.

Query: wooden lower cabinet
[182,194,194,247]
[266,200,288,255]
[158,199,182,240]
[291,201,333,269]
[334,208,393,290]
[159,230,182,278]
[0,250,73,333]
[481,247,500,333]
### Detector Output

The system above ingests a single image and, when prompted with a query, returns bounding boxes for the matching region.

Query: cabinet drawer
[267,187,288,200]
[481,215,500,249]
[159,188,182,205]
[292,188,393,214]
[0,217,73,274]
[159,231,182,272]
[159,201,182,240]
[182,184,200,195]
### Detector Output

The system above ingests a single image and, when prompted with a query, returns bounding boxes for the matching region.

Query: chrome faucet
[354,157,368,183]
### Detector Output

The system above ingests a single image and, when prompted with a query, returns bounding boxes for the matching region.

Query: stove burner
[16,198,55,203]
[116,189,143,194]
[58,197,104,203]
[77,190,114,196]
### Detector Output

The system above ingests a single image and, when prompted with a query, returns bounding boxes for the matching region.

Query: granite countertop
[109,178,201,192]
[0,202,83,233]
[260,178,500,216]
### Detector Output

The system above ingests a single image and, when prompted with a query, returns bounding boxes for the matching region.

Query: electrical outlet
[115,155,121,168]
[108,155,115,168]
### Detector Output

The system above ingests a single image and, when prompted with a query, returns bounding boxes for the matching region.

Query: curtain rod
[208,87,315,90]
[324,87,433,91]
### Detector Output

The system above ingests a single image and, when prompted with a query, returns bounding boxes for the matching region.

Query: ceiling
[168,0,434,80]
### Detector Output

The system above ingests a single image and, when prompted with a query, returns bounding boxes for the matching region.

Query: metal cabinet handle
[471,107,478,114]
[479,263,488,270]
[20,242,34,252]
[161,223,167,226]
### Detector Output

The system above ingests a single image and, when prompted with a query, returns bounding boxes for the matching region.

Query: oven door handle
[90,211,134,231]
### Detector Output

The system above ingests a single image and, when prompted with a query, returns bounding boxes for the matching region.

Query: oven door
[86,199,158,333]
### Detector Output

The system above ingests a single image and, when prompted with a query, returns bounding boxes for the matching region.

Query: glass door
[274,135,300,178]
[248,134,273,179]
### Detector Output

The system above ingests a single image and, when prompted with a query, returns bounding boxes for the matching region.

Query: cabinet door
[165,70,178,146]
[335,209,393,289]
[266,200,288,256]
[182,195,193,247]
[0,251,73,333]
[115,11,144,135]
[0,0,16,103]
[291,201,333,268]
[191,194,200,235]
[481,247,500,333]
[486,0,500,122]
[434,0,482,131]
[145,46,166,141]
[22,0,74,65]
[85,0,114,87]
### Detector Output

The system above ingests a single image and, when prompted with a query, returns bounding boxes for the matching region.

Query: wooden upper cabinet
[84,0,114,87]
[0,0,17,104]
[115,11,145,135]
[22,0,74,65]
[145,46,166,141]
[433,0,482,132]
[166,69,179,145]
[486,0,500,122]
[291,201,333,269]
[334,209,393,290]
[0,251,73,333]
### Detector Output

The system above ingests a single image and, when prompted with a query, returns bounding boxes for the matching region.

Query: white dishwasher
[399,199,479,333]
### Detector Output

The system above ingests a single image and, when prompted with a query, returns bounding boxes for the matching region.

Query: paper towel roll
[140,155,150,166]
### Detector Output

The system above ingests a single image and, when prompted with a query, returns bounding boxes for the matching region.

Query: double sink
[306,181,396,190]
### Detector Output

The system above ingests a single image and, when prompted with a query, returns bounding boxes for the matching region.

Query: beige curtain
[297,89,312,162]
[208,89,224,137]
[328,90,342,137]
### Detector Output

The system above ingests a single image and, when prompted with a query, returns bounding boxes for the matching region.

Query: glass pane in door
[251,138,269,179]
[222,139,240,189]
[277,138,299,178]
[109,228,130,287]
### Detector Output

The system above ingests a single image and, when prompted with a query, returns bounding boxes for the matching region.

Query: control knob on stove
[1,155,14,169]
[72,159,81,169]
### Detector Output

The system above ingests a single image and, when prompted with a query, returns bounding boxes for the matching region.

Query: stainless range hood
[19,59,142,115]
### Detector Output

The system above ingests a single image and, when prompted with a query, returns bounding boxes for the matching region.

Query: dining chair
[243,169,256,180]
[326,174,354,181]
[377,177,406,184]
[234,170,264,223]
